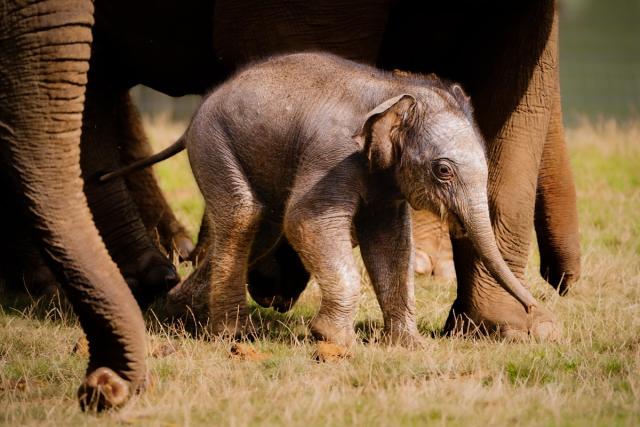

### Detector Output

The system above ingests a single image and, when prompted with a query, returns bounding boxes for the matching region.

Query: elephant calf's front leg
[285,209,361,347]
[356,202,421,347]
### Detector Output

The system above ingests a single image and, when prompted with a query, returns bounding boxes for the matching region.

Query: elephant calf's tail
[99,136,187,182]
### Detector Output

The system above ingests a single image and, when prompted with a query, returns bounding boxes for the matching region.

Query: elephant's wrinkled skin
[0,1,149,411]
[0,0,580,410]
[164,53,537,346]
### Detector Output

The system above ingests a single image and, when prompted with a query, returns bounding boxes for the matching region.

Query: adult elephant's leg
[117,94,194,259]
[192,209,310,313]
[0,189,59,295]
[534,83,581,296]
[445,6,561,339]
[81,86,178,307]
[0,0,146,410]
[411,209,455,279]
[248,238,310,313]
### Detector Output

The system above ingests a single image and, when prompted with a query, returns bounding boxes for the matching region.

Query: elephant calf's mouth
[446,211,467,238]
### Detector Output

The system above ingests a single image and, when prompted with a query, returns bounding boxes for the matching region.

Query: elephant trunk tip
[502,273,537,313]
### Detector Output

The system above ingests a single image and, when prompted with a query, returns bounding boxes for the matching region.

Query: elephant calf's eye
[433,160,455,181]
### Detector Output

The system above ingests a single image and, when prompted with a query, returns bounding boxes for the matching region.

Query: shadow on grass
[144,295,320,345]
[354,319,446,343]
[0,282,77,326]
[0,281,318,345]
[1,281,445,346]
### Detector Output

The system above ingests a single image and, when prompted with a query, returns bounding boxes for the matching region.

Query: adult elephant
[0,0,580,410]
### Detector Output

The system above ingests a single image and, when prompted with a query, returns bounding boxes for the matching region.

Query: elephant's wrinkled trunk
[0,0,146,410]
[460,197,538,312]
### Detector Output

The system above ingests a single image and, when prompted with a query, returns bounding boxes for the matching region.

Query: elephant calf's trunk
[463,203,538,312]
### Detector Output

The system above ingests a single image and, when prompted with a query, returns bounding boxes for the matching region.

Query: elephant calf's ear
[353,94,417,171]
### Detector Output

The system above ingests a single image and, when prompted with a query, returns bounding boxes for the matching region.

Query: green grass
[1,118,639,426]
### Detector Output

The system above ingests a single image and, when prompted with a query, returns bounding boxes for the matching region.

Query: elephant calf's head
[354,82,538,312]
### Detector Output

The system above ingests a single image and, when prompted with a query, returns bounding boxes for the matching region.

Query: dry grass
[1,118,638,426]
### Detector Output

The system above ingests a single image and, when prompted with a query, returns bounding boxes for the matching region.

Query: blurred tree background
[131,0,640,125]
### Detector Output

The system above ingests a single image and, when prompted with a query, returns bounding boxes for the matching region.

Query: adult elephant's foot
[414,249,456,280]
[443,286,560,341]
[209,311,254,340]
[411,209,455,279]
[78,368,130,411]
[540,257,580,296]
[122,251,179,308]
[413,249,434,275]
[247,240,310,312]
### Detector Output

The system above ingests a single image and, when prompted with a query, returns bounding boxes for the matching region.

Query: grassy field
[1,118,639,426]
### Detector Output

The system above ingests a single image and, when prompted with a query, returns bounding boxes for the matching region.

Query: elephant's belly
[213,0,393,68]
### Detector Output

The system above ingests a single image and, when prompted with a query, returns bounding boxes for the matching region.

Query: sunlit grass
[1,118,638,426]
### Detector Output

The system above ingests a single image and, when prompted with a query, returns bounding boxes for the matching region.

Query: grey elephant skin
[0,0,580,411]
[147,53,535,347]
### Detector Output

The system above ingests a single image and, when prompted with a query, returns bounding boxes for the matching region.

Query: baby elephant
[105,52,536,347]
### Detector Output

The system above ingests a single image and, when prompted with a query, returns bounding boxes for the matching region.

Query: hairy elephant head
[355,84,537,312]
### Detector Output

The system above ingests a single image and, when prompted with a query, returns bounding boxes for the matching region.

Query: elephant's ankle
[383,325,424,348]
[310,316,356,347]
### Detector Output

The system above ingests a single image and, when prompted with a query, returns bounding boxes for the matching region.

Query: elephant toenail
[163,267,180,288]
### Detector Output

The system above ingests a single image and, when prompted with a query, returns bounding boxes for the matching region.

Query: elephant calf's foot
[433,258,456,280]
[165,277,210,329]
[383,327,425,348]
[310,316,357,348]
[78,368,130,412]
[313,341,351,362]
[444,293,560,341]
[209,306,254,340]
[209,321,253,340]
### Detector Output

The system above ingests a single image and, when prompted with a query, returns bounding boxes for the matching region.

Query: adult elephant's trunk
[459,195,538,312]
[0,0,146,410]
